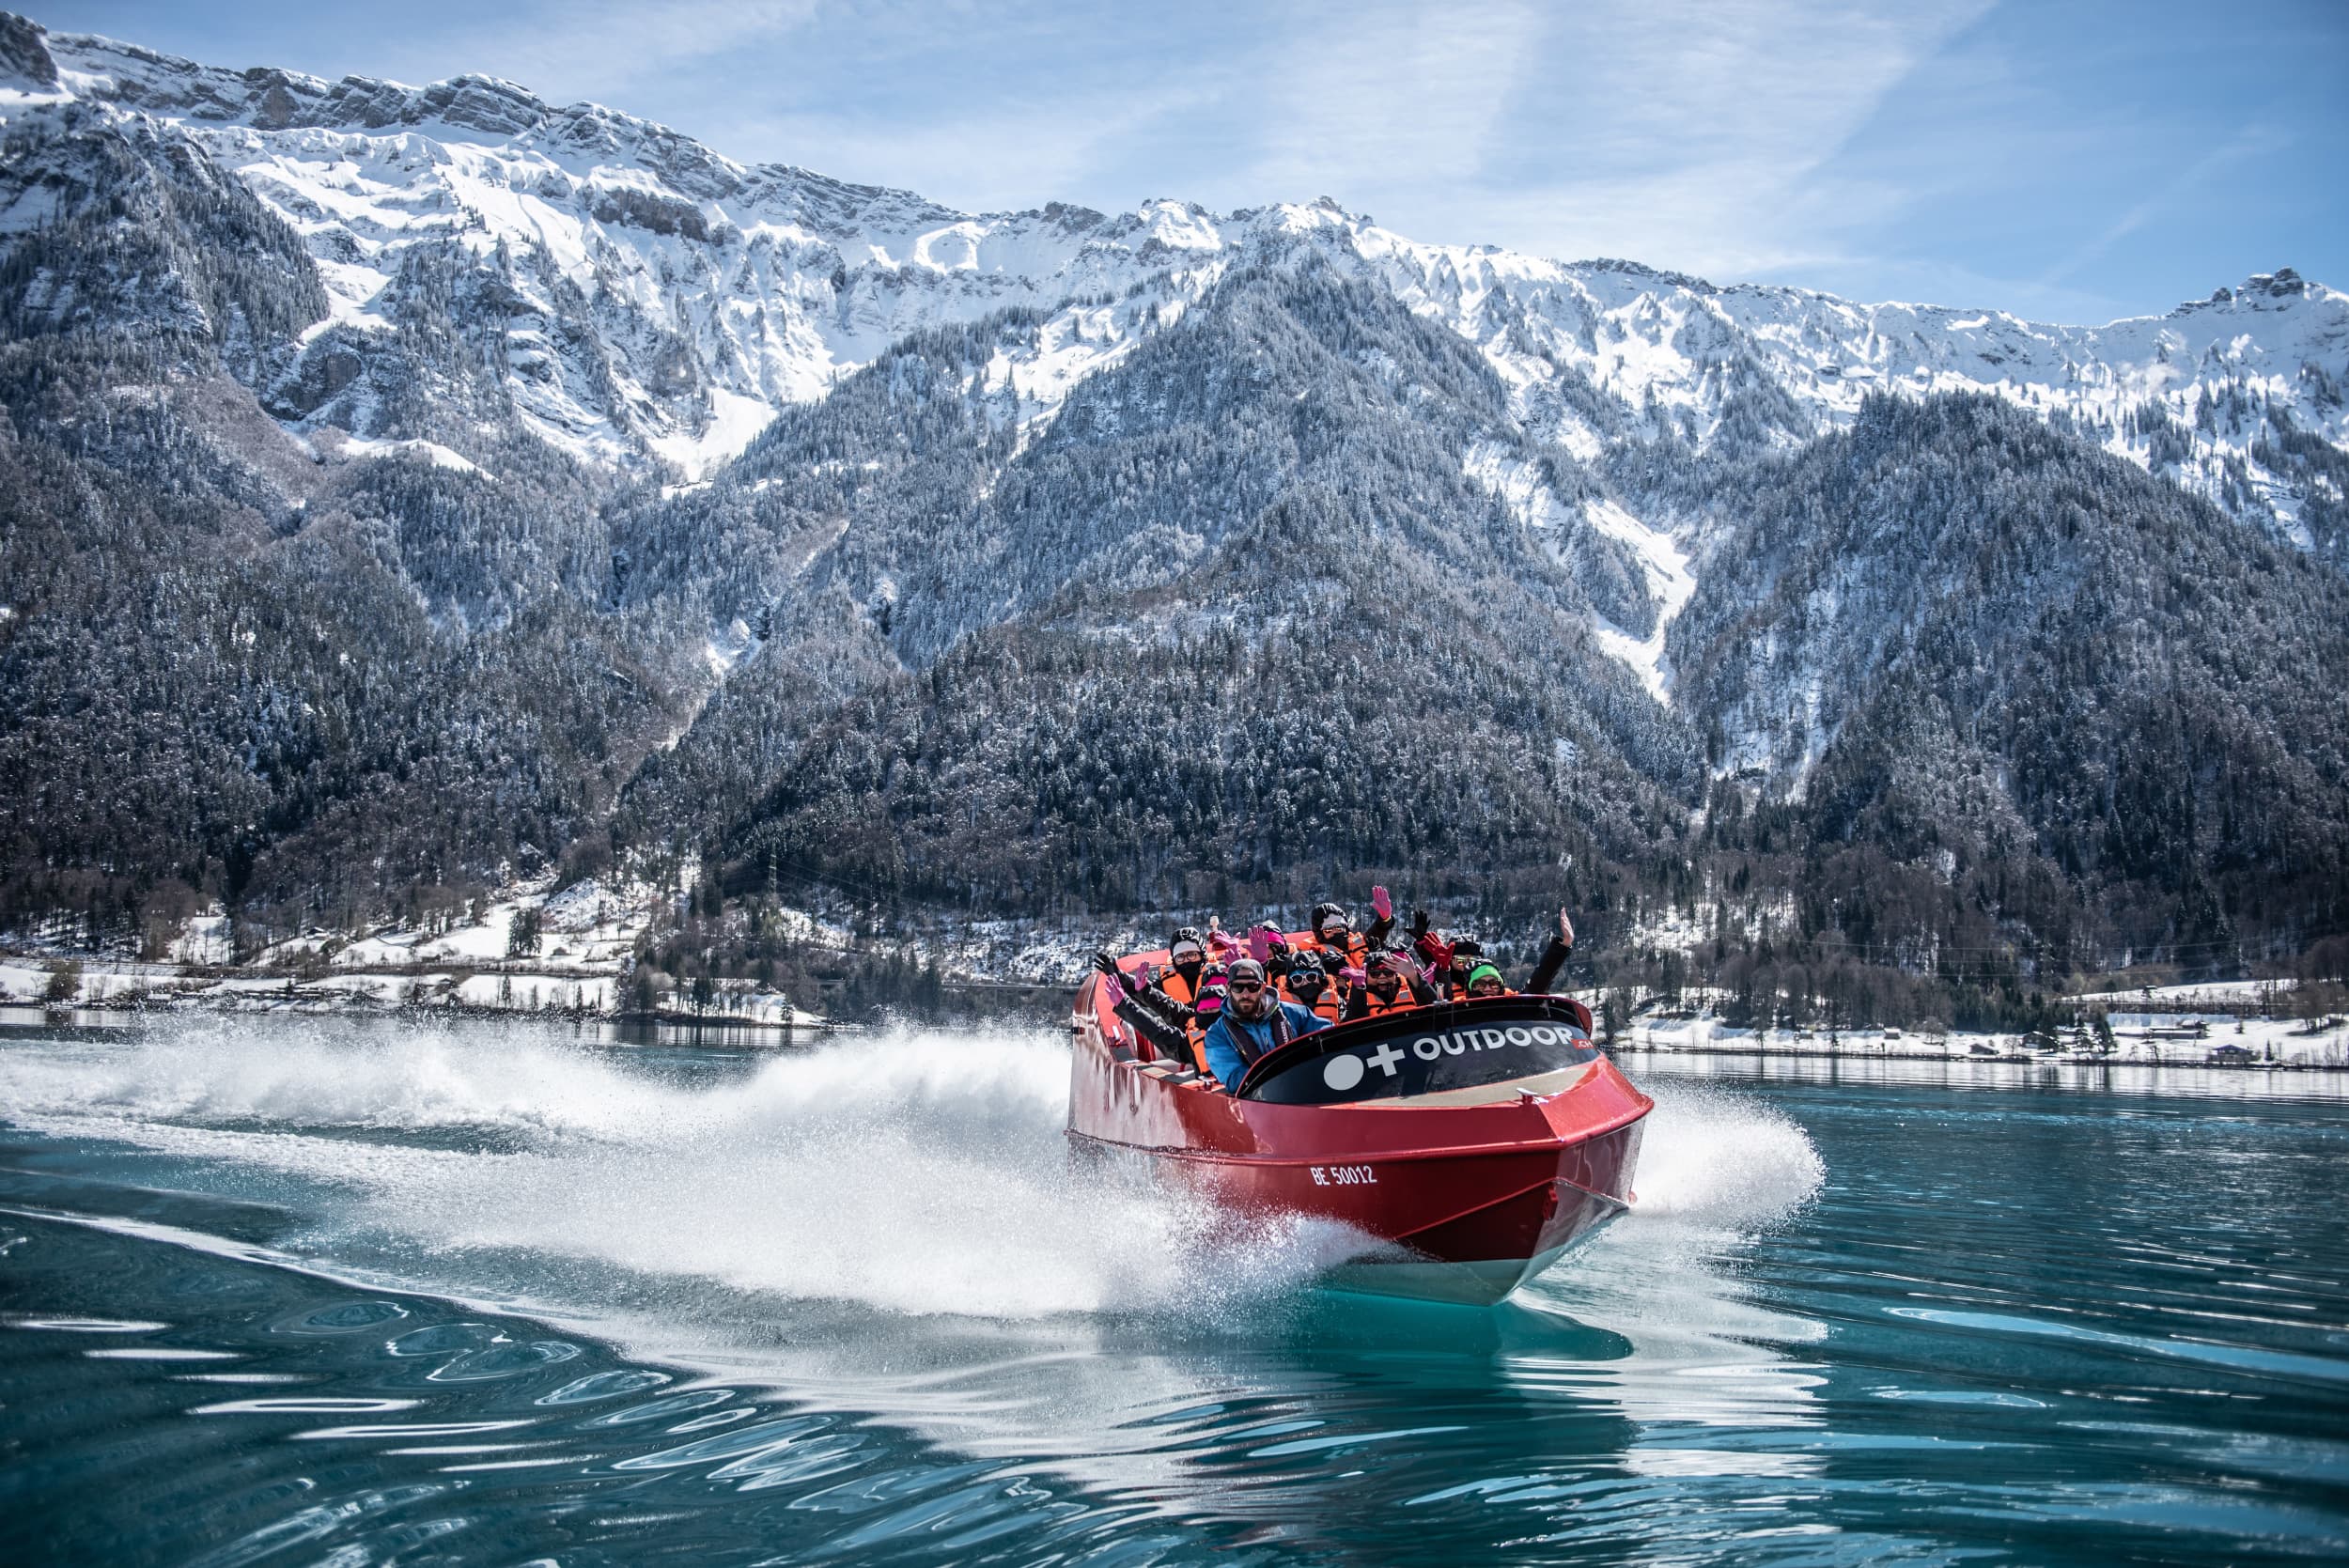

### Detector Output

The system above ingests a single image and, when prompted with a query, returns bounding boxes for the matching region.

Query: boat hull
[1068,958,1652,1305]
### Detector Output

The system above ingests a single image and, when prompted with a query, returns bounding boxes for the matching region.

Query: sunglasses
[1227,979,1266,993]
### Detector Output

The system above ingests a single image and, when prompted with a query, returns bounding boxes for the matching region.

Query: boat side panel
[1066,1118,1643,1260]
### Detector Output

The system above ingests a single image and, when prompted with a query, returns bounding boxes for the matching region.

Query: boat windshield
[1237,996,1598,1105]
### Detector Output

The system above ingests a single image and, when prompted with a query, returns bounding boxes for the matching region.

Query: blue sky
[34,0,2347,324]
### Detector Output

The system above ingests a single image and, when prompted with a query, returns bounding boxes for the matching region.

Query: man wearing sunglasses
[1343,948,1439,1020]
[1199,957,1328,1090]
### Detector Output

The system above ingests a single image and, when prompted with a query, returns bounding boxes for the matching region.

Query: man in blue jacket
[1201,957,1328,1089]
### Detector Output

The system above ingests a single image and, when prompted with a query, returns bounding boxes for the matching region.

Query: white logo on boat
[1322,1053,1365,1090]
[1322,1025,1582,1088]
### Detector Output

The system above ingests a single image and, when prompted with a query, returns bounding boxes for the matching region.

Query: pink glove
[1249,924,1281,963]
[1339,966,1367,987]
[1371,885,1392,921]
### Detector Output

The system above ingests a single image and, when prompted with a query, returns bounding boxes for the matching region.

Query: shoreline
[4,992,2341,1074]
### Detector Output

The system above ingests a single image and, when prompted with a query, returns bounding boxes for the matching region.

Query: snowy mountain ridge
[3,11,2341,540]
[4,13,2346,986]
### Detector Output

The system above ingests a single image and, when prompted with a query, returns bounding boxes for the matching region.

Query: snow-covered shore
[1618,1008,2347,1069]
[6,887,2339,1067]
[0,875,820,1031]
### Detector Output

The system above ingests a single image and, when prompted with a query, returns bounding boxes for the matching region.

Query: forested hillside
[2,11,2345,1020]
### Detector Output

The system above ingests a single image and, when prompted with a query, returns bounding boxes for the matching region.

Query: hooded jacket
[1200,999,1328,1089]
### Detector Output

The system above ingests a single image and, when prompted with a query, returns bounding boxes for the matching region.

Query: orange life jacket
[1281,975,1345,1022]
[1305,930,1368,971]
[1357,983,1420,1019]
[1147,965,1208,1071]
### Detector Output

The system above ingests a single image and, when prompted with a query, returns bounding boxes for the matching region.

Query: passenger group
[1092,889,1577,1090]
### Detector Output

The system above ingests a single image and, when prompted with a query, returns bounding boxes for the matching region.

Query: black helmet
[1449,936,1484,962]
[1169,926,1205,961]
[1285,952,1327,976]
[1311,901,1349,938]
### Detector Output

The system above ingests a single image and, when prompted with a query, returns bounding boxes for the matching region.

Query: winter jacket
[1113,992,1193,1063]
[1201,1000,1328,1089]
[1525,936,1572,996]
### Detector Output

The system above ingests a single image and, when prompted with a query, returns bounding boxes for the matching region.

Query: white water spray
[0,1020,1824,1323]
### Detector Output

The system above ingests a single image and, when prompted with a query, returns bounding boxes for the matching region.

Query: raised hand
[1408,908,1431,940]
[1559,905,1576,947]
[1371,885,1392,921]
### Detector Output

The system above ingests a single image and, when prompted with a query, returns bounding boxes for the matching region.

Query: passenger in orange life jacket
[1408,907,1487,1001]
[1301,887,1396,970]
[1343,948,1438,1021]
[1273,951,1346,1023]
[1093,951,1190,1064]
[1093,926,1220,1073]
[1154,926,1209,1007]
[1091,948,1195,1070]
[1178,964,1232,1071]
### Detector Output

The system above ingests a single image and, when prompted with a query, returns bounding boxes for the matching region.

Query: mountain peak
[0,10,55,87]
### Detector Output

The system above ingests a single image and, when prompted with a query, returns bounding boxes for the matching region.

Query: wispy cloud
[2037,123,2290,287]
[369,0,828,104]
[1397,0,1997,276]
[1236,0,1546,198]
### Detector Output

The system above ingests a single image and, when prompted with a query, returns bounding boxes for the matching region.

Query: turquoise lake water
[2,1017,2344,1565]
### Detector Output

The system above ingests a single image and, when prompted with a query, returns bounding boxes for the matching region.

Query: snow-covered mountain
[3,11,2345,989]
[6,14,2341,536]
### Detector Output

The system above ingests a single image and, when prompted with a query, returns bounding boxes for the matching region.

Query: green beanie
[1467,963,1503,988]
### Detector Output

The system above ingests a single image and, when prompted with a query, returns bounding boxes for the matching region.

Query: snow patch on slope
[1584,497,1696,705]
[331,435,481,474]
[1463,443,1697,703]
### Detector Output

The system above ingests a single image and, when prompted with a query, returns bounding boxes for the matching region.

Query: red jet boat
[1067,939,1653,1304]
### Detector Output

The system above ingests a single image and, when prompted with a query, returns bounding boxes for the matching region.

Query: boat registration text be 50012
[1312,1165,1377,1186]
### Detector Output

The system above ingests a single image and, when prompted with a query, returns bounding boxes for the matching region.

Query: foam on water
[1622,1080,1827,1228]
[0,1020,1365,1318]
[0,1020,1824,1322]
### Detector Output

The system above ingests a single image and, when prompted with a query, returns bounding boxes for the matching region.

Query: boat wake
[0,1019,1823,1325]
